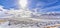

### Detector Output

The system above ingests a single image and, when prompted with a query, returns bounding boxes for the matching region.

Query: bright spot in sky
[19,0,28,9]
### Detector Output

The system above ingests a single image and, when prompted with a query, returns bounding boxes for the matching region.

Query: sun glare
[19,0,28,9]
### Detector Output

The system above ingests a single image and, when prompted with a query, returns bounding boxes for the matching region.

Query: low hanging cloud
[0,5,33,18]
[0,5,14,18]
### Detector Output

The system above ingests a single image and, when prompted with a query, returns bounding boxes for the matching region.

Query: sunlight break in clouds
[19,0,28,9]
[0,0,59,18]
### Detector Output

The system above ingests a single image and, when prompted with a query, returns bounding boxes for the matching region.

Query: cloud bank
[0,5,14,18]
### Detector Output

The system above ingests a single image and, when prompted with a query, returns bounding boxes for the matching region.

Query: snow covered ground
[0,18,60,28]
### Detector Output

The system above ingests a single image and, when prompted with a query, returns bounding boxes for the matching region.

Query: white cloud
[0,5,14,18]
